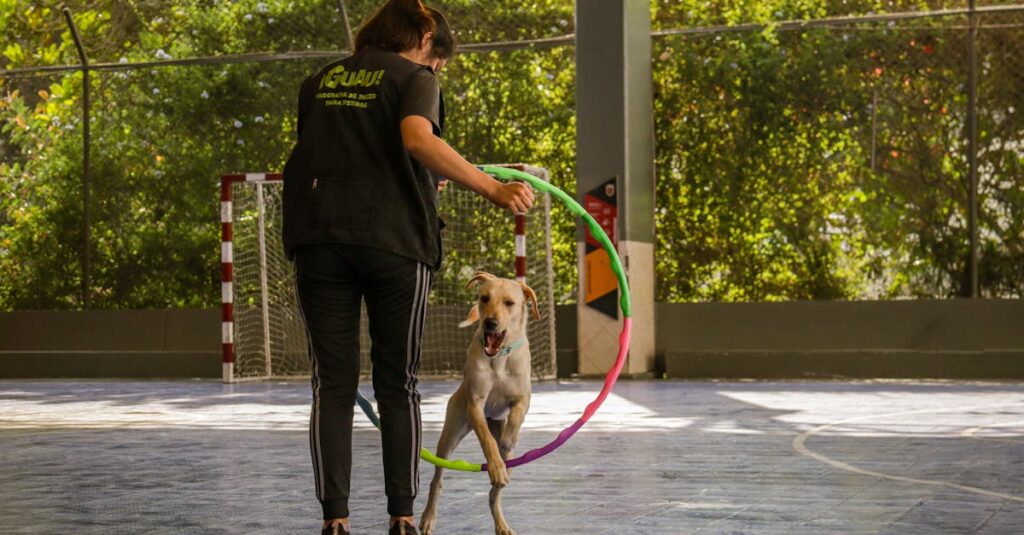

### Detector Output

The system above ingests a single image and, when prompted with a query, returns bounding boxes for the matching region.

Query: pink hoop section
[489,317,632,469]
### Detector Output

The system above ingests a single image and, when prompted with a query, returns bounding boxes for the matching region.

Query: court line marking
[792,402,1024,503]
[960,420,1024,445]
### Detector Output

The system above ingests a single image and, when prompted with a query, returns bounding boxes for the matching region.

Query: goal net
[220,165,557,382]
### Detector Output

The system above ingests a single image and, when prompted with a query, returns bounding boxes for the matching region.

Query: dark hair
[355,0,456,59]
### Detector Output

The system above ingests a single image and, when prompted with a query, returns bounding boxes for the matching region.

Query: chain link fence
[2,1,1022,309]
[976,7,1024,298]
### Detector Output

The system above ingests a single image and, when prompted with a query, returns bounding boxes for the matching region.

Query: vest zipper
[312,178,318,190]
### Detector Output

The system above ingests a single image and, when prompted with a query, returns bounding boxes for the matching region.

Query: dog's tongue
[484,331,505,356]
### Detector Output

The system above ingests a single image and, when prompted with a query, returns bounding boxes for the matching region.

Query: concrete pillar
[575,0,656,376]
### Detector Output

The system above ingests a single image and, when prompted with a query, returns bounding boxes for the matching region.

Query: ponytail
[355,0,456,59]
[426,6,455,59]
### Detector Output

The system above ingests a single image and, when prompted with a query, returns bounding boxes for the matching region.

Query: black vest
[282,47,446,269]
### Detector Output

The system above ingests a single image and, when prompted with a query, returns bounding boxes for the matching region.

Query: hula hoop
[354,165,632,472]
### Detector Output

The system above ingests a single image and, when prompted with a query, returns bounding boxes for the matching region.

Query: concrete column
[575,0,656,376]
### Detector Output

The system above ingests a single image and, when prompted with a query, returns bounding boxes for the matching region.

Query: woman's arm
[401,116,534,214]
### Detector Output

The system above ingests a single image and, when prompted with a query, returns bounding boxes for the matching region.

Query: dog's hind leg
[486,417,505,453]
[420,390,472,535]
[498,397,528,457]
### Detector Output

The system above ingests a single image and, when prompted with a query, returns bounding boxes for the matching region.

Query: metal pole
[62,6,91,308]
[256,184,273,378]
[541,169,557,380]
[336,0,355,52]
[967,0,980,298]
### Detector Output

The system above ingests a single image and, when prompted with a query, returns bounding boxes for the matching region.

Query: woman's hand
[488,181,534,214]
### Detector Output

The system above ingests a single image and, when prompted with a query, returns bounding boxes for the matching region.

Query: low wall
[1,300,1021,379]
[0,309,220,378]
[0,307,579,380]
[659,299,1024,379]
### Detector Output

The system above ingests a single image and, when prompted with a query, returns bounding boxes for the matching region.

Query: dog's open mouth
[483,330,507,357]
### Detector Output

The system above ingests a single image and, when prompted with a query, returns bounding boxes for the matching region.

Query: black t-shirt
[282,46,447,269]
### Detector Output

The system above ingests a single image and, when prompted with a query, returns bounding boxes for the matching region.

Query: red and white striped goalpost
[515,213,527,284]
[497,163,535,284]
[220,172,282,383]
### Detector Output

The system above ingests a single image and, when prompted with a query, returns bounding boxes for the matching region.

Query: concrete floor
[1,379,1022,534]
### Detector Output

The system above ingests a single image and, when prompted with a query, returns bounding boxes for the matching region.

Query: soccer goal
[220,165,557,383]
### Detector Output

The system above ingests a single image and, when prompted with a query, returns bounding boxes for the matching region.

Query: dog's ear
[519,282,540,321]
[458,303,480,328]
[466,271,496,289]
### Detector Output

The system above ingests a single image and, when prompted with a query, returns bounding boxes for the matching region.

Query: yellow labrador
[420,271,540,535]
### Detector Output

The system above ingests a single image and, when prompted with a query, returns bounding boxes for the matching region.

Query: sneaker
[321,522,351,535]
[388,520,419,535]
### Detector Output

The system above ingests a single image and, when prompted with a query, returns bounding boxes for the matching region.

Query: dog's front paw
[420,516,436,535]
[495,525,517,535]
[487,459,510,488]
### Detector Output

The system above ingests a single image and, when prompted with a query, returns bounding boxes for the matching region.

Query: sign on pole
[584,177,618,320]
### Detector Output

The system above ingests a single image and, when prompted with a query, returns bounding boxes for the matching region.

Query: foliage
[1,1,1021,311]
[652,2,1024,300]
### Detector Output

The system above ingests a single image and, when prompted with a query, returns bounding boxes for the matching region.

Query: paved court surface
[1,379,1022,534]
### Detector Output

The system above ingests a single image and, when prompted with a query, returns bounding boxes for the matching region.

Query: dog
[420,271,540,535]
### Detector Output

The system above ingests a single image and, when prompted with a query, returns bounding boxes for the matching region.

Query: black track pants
[294,243,432,519]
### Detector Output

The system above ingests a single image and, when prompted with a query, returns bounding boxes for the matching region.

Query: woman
[281,1,534,534]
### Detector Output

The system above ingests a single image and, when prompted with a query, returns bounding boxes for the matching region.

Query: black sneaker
[388,521,419,535]
[321,522,351,535]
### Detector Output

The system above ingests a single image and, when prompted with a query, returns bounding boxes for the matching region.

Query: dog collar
[481,335,526,359]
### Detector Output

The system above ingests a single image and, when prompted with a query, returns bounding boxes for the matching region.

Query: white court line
[793,403,1024,503]
[960,419,1024,436]
[960,419,1024,445]
[0,390,693,432]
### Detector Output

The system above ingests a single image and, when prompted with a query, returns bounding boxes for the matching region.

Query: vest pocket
[310,176,376,231]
